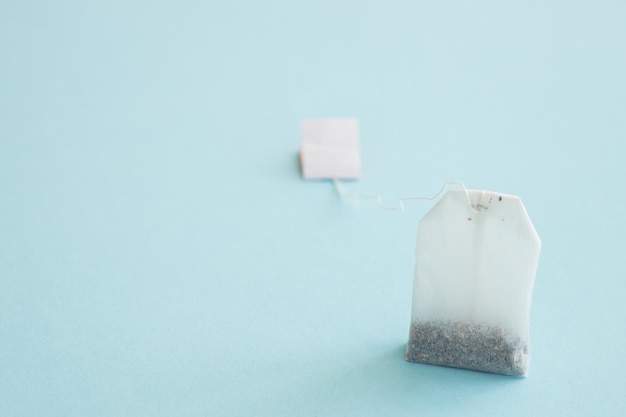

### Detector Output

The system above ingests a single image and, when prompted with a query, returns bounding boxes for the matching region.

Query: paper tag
[300,118,361,179]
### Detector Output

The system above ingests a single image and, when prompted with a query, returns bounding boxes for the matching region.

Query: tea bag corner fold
[406,189,541,376]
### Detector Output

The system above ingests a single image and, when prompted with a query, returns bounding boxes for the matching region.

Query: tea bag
[406,189,541,376]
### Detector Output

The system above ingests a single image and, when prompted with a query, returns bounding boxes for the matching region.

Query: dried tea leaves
[406,320,529,376]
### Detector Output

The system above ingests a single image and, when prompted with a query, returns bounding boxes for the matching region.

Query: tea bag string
[332,179,479,213]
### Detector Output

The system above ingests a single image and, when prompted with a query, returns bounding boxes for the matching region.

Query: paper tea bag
[405,189,541,376]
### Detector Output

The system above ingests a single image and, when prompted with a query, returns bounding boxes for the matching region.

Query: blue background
[1,1,625,416]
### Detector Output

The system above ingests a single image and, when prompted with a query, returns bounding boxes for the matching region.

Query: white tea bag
[406,189,541,376]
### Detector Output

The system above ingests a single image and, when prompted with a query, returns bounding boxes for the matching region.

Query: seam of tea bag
[332,179,479,213]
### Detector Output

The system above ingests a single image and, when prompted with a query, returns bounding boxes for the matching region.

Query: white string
[332,178,479,213]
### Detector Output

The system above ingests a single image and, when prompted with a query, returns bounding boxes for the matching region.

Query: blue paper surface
[1,1,625,416]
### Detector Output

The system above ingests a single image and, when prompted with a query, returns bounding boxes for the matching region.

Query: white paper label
[300,119,361,179]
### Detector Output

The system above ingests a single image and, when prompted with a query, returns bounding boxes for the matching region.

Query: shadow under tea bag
[406,189,541,376]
